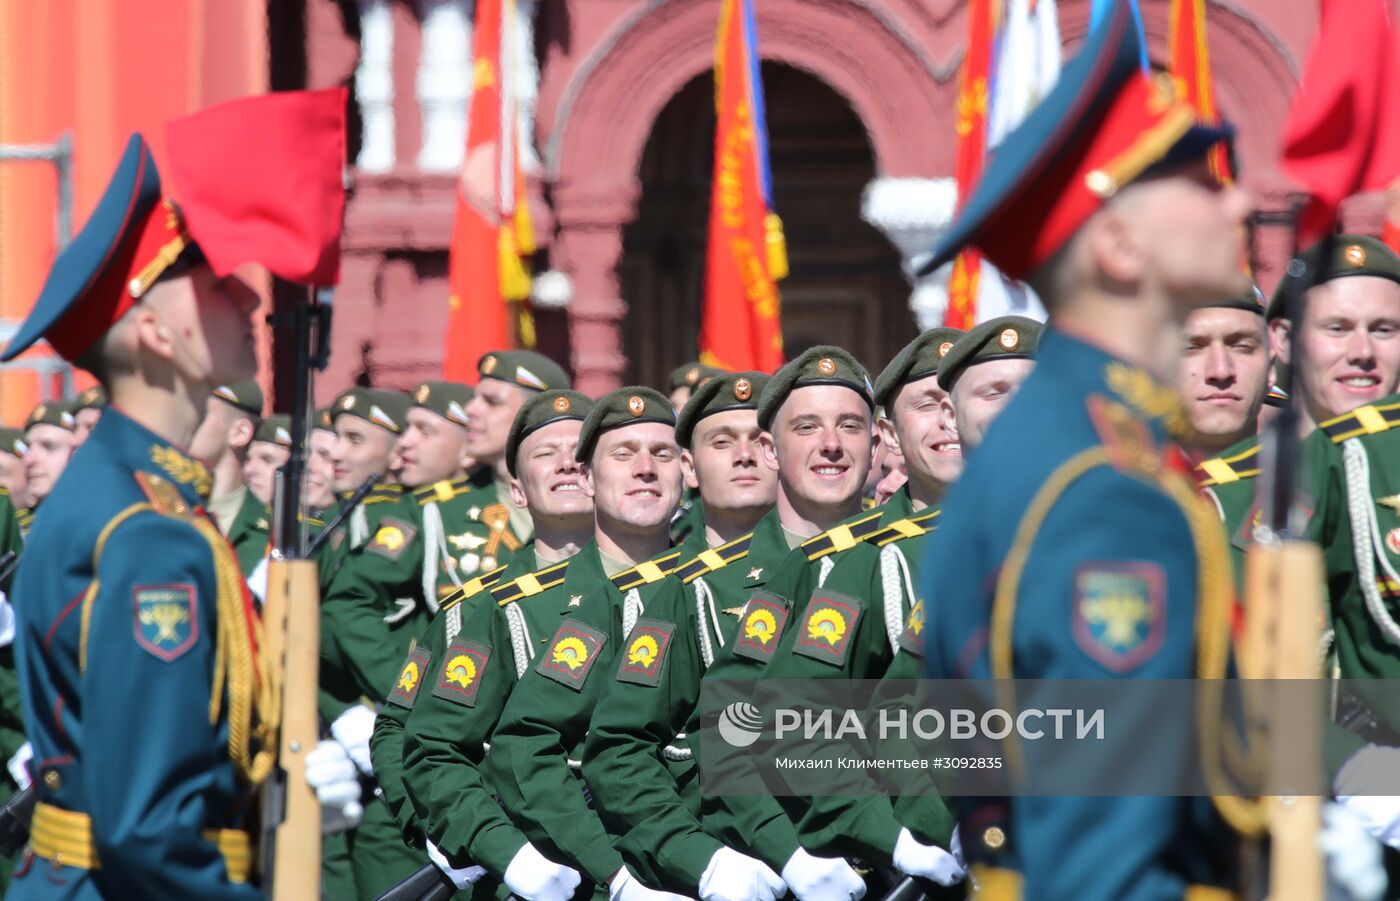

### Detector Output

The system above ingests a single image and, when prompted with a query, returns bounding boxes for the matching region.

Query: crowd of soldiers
[3,4,1400,900]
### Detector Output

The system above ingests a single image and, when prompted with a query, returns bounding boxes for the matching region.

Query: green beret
[676,371,769,449]
[667,362,726,394]
[24,400,76,433]
[411,380,472,428]
[575,387,676,463]
[211,379,264,417]
[0,428,26,458]
[253,414,292,448]
[331,387,412,435]
[1204,283,1266,316]
[756,346,874,431]
[312,406,335,433]
[937,316,1042,391]
[75,385,107,411]
[1267,234,1400,321]
[874,328,966,408]
[478,350,571,392]
[506,390,595,476]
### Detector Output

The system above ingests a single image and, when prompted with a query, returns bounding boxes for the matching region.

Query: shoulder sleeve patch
[1071,562,1166,673]
[133,583,199,662]
[432,638,492,707]
[732,589,791,664]
[896,598,925,658]
[536,619,608,691]
[793,590,865,668]
[387,646,433,708]
[367,517,417,561]
[616,618,675,687]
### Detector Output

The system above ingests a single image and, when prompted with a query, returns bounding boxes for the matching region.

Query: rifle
[0,550,18,587]
[307,473,381,557]
[0,783,34,858]
[374,862,457,901]
[1232,215,1329,899]
[260,290,335,896]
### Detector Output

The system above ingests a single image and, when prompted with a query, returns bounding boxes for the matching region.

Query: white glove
[245,556,270,606]
[1336,743,1400,849]
[1321,801,1386,901]
[503,842,582,901]
[891,827,965,886]
[780,847,865,901]
[0,589,14,647]
[612,867,695,901]
[305,739,363,832]
[330,704,376,777]
[698,846,787,901]
[6,742,31,791]
[426,839,487,890]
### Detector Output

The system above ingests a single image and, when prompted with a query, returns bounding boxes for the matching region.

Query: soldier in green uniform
[244,413,291,507]
[668,362,725,413]
[1177,286,1270,465]
[485,387,714,900]
[71,386,106,447]
[668,362,726,545]
[585,371,869,901]
[306,406,339,514]
[0,430,28,510]
[329,386,412,548]
[21,400,77,514]
[383,388,596,897]
[940,316,1040,453]
[188,380,269,578]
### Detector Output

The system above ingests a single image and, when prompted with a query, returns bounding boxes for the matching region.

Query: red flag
[1282,0,1400,245]
[944,0,996,329]
[700,0,785,374]
[1169,0,1230,183]
[165,88,347,286]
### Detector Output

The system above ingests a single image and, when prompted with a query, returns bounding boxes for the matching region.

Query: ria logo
[717,701,765,748]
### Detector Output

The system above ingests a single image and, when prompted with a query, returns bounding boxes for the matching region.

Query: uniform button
[42,770,60,790]
[982,826,1005,850]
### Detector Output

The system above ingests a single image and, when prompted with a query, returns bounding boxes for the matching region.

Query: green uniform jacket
[225,491,270,579]
[370,556,527,842]
[0,491,25,785]
[583,509,790,891]
[762,504,956,864]
[696,496,909,871]
[486,540,697,888]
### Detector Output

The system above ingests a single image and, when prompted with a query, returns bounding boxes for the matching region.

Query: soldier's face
[1284,276,1400,425]
[245,441,290,507]
[584,423,682,535]
[669,386,692,414]
[396,408,469,488]
[889,375,963,490]
[0,453,26,508]
[682,410,776,516]
[305,428,338,510]
[332,417,396,493]
[464,379,530,463]
[154,264,260,386]
[73,408,101,446]
[511,420,592,522]
[1178,306,1269,451]
[23,424,74,504]
[764,386,874,513]
[949,359,1035,453]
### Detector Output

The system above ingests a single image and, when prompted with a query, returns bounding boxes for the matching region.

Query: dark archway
[618,63,917,388]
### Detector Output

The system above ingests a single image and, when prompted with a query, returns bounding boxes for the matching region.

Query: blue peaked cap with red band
[914,0,1233,281]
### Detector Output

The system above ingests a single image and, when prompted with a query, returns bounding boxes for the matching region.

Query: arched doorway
[618,64,917,388]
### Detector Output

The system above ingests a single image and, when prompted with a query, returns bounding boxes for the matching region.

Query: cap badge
[628,395,646,416]
[938,341,954,358]
[481,355,498,375]
[999,328,1020,351]
[817,358,837,376]
[340,395,356,410]
[686,366,700,385]
[416,384,431,403]
[734,378,753,401]
[1345,244,1367,268]
[553,396,571,413]
[31,405,45,421]
[1085,169,1117,198]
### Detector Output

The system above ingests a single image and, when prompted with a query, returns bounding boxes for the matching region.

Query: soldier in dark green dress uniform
[245,413,291,507]
[189,380,269,578]
[485,388,716,900]
[0,126,358,898]
[915,6,1254,896]
[1176,286,1270,466]
[21,400,77,515]
[0,429,29,513]
[668,362,726,546]
[71,386,106,447]
[384,388,596,897]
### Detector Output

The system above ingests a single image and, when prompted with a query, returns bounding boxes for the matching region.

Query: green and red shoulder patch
[616,619,675,687]
[432,638,492,707]
[896,598,925,658]
[387,646,433,708]
[536,620,608,690]
[732,590,790,664]
[794,590,864,668]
